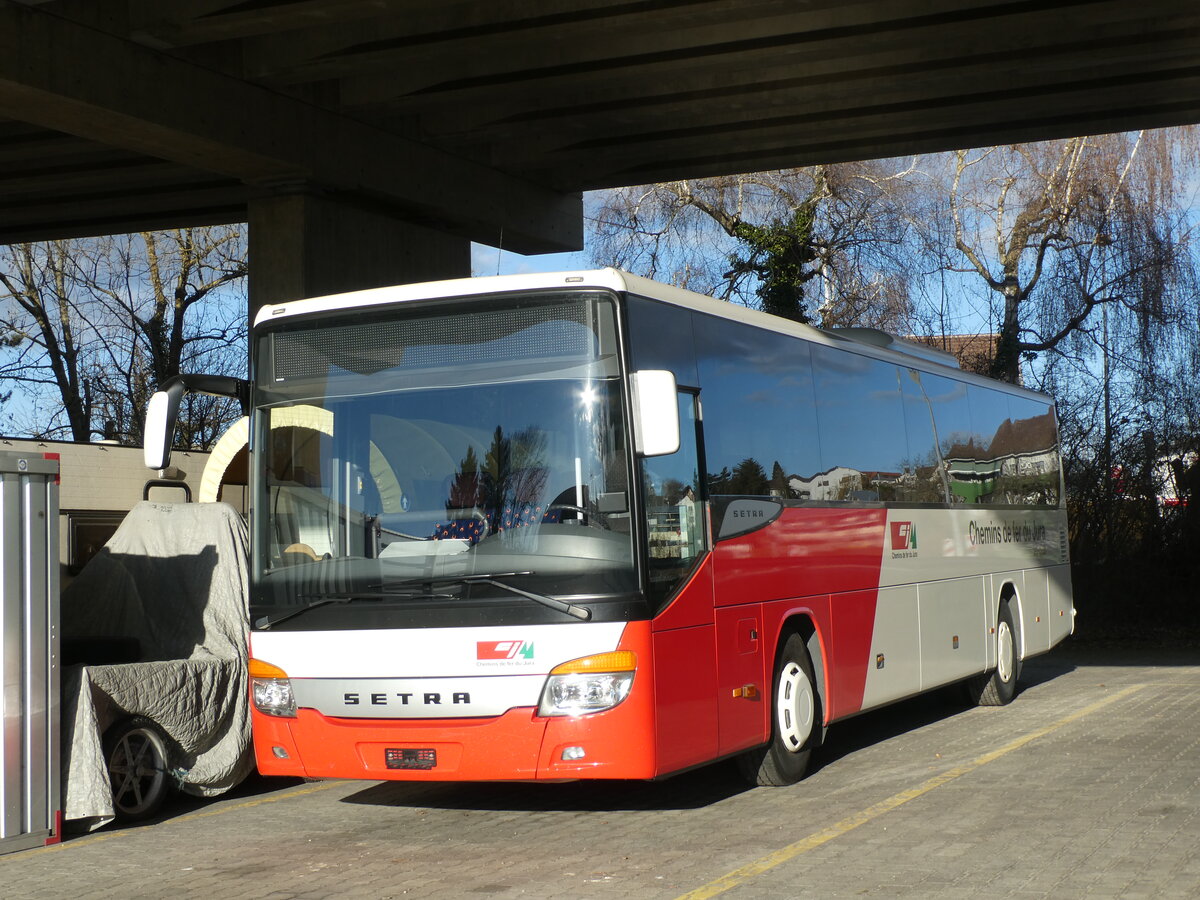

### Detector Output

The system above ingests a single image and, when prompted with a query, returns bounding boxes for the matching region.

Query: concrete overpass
[2,0,1198,307]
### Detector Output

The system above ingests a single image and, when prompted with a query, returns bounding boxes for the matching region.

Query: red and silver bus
[145,269,1074,785]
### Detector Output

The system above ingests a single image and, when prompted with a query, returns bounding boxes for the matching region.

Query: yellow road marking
[3,831,119,857]
[3,779,346,859]
[676,684,1145,900]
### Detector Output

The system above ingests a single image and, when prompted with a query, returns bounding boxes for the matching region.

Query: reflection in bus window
[921,375,974,505]
[626,296,700,386]
[642,392,704,609]
[810,345,908,502]
[899,368,950,503]
[253,291,639,615]
[932,384,1061,507]
[990,394,1060,506]
[694,316,819,501]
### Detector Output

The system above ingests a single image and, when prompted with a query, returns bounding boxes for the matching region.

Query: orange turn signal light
[249,658,289,678]
[549,651,637,675]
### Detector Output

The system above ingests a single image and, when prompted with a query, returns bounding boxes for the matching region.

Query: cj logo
[477,640,534,661]
[891,521,917,551]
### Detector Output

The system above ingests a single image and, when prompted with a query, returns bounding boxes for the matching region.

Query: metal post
[0,452,60,854]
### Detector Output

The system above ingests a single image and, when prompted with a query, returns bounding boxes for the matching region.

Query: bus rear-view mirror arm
[630,370,680,457]
[144,374,250,471]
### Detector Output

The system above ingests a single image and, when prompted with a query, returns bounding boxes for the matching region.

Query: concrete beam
[247,190,471,312]
[0,2,581,254]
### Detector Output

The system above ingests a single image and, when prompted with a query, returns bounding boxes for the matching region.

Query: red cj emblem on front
[891,521,917,551]
[476,640,534,660]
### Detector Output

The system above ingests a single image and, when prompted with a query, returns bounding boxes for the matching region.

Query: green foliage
[709,458,772,495]
[726,201,819,323]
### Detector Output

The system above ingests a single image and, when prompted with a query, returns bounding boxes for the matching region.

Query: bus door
[643,390,719,773]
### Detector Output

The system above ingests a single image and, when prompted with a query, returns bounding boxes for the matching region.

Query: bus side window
[810,346,909,502]
[923,375,973,505]
[693,316,819,502]
[642,391,705,608]
[1000,395,1061,507]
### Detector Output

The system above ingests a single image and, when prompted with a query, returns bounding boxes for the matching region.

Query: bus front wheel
[737,632,818,786]
[966,601,1020,706]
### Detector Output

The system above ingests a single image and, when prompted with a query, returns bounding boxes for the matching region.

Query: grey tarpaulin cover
[61,501,253,828]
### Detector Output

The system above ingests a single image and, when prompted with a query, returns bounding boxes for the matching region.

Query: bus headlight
[250,658,297,718]
[538,651,636,717]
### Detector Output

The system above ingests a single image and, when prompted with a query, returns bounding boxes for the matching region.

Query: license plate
[385,748,436,770]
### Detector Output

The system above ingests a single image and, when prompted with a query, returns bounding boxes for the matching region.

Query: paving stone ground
[3,642,1198,899]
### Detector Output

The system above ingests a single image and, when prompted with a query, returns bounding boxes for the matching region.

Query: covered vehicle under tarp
[60,501,252,829]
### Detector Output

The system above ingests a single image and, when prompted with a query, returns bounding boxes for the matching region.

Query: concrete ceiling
[2,0,1198,254]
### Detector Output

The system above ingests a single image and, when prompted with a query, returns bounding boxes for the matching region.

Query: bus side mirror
[143,374,249,471]
[144,385,183,470]
[630,370,680,457]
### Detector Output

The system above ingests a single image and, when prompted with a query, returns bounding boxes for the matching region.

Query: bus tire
[966,601,1020,707]
[737,632,818,786]
[103,716,176,822]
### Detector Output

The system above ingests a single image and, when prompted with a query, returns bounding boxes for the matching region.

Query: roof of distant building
[910,333,1009,381]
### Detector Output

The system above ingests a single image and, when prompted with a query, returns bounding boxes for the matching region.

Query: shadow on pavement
[73,773,306,837]
[340,762,753,813]
[89,641,1199,827]
[338,644,1100,814]
[809,687,973,775]
[800,649,1078,777]
[1043,637,1200,667]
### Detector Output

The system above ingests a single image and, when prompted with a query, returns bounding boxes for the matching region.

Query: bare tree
[589,160,924,330]
[940,130,1199,384]
[585,130,1200,634]
[0,226,247,446]
[0,241,95,440]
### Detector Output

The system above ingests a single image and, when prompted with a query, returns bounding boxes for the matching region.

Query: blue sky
[471,242,590,278]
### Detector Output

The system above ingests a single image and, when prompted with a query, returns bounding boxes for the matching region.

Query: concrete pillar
[247,189,471,314]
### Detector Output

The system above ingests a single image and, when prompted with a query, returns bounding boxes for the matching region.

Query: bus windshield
[250,291,638,630]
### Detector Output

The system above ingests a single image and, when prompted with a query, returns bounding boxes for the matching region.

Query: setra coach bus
[144,269,1073,786]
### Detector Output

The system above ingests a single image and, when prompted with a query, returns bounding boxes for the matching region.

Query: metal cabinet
[0,452,60,854]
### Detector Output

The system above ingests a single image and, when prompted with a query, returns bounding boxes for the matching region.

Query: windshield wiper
[381,572,592,621]
[254,588,454,630]
[457,574,592,621]
[257,574,592,629]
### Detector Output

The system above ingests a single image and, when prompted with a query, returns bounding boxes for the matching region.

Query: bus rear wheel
[737,632,817,786]
[966,601,1020,706]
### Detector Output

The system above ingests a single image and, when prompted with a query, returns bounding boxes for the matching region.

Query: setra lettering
[341,691,472,707]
